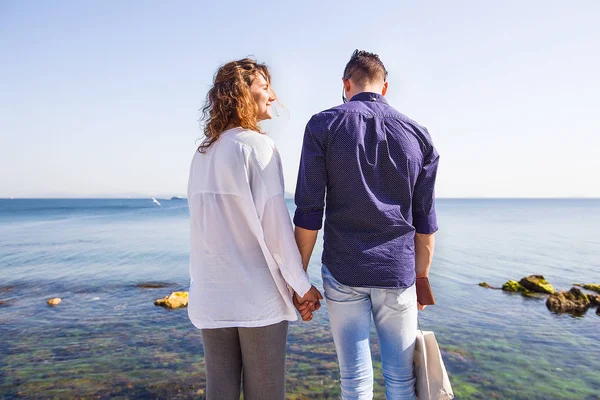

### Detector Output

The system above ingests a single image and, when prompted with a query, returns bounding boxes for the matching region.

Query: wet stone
[546,288,590,315]
[47,298,62,306]
[519,275,555,294]
[154,292,188,309]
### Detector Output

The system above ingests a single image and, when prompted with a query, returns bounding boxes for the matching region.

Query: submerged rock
[0,286,15,294]
[574,283,600,294]
[502,280,528,293]
[519,275,555,294]
[136,282,173,289]
[154,291,188,309]
[479,282,497,289]
[47,298,62,306]
[546,288,590,314]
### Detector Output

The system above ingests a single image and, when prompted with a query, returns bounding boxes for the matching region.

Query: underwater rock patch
[136,282,173,289]
[0,285,15,294]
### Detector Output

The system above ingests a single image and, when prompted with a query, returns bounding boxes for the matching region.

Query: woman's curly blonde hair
[198,58,274,153]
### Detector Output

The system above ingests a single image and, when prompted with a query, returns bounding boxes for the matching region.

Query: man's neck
[350,87,384,100]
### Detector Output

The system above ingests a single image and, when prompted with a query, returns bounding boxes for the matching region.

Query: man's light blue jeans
[322,265,417,400]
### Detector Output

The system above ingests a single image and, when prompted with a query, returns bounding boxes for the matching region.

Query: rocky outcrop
[483,275,598,317]
[546,288,590,314]
[519,275,555,294]
[154,291,188,309]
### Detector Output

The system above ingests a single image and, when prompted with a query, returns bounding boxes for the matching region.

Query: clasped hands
[293,285,323,321]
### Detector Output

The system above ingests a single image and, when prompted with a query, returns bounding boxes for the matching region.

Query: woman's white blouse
[187,127,311,329]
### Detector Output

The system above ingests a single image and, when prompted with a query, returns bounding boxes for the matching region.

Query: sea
[0,198,599,399]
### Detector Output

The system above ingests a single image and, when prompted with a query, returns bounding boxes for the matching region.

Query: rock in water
[519,275,555,294]
[546,288,590,314]
[47,298,62,306]
[502,280,528,292]
[573,283,600,294]
[136,282,172,289]
[154,291,188,308]
[479,282,495,289]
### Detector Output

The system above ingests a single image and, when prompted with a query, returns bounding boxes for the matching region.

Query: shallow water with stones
[1,198,599,399]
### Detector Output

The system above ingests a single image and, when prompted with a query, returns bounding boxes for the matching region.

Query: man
[293,50,439,399]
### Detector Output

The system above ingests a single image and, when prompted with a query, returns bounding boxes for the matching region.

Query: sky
[1,0,599,198]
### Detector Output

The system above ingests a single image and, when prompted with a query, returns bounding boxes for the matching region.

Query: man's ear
[381,81,389,96]
[343,78,352,92]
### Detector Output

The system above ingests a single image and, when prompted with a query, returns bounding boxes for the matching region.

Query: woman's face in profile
[249,73,276,121]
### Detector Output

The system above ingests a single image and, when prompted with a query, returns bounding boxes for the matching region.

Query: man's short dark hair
[343,50,388,86]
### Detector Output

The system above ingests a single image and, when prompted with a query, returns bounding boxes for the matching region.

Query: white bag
[414,330,454,400]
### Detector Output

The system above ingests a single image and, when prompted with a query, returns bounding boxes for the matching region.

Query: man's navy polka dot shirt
[294,92,439,288]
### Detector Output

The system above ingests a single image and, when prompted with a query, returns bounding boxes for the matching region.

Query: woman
[187,58,322,400]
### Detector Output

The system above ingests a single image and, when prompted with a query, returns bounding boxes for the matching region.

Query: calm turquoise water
[0,198,599,399]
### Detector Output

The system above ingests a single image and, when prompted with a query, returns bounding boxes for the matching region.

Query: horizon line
[1,196,598,200]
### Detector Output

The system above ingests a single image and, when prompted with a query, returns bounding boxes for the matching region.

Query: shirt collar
[349,92,389,105]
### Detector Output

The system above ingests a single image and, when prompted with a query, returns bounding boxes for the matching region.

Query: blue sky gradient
[1,1,598,198]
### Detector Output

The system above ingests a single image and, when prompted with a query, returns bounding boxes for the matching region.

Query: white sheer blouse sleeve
[247,138,312,297]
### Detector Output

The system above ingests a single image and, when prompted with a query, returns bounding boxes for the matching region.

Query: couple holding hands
[187,50,439,400]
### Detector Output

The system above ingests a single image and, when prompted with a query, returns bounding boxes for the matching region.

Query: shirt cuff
[293,208,324,230]
[293,273,312,298]
[413,212,438,234]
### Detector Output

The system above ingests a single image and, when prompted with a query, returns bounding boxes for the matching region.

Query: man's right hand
[293,285,323,321]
